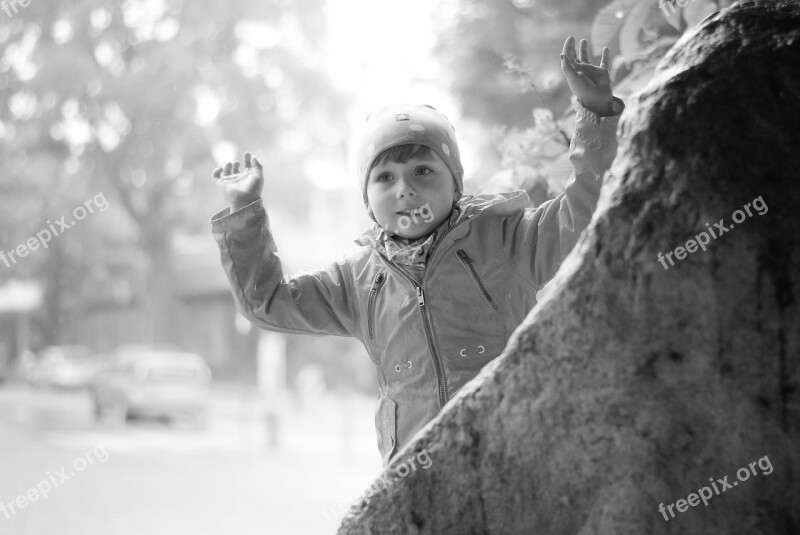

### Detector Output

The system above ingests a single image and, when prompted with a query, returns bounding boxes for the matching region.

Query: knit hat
[357,104,464,221]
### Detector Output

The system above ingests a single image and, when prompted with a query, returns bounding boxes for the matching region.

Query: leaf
[610,36,677,98]
[683,0,720,27]
[591,0,644,48]
[611,60,658,98]
[657,0,684,31]
[620,0,657,64]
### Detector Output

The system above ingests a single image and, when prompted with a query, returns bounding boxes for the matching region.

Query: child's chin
[391,227,434,241]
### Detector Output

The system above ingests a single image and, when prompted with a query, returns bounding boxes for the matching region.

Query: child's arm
[501,37,624,290]
[211,153,360,337]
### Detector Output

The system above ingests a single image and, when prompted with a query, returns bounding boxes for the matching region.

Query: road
[0,383,382,535]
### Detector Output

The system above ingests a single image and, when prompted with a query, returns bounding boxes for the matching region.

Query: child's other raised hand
[212,152,264,212]
[560,36,614,116]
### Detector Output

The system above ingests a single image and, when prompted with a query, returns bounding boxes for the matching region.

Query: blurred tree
[432,0,608,196]
[434,0,735,200]
[434,0,609,129]
[0,0,348,346]
[590,0,736,98]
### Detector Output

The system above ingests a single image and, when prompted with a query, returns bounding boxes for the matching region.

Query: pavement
[0,382,383,535]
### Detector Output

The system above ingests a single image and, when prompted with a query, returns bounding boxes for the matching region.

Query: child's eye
[415,167,432,176]
[376,173,392,183]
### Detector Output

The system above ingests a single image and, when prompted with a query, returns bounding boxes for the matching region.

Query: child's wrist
[579,97,612,117]
[230,197,261,213]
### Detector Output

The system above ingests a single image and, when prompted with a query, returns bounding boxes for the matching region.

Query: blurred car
[27,345,104,390]
[0,345,10,384]
[91,346,212,426]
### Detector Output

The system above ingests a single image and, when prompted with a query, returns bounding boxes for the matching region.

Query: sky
[319,0,476,191]
[322,0,458,117]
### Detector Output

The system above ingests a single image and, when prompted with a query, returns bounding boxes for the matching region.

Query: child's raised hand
[212,152,264,212]
[560,36,614,116]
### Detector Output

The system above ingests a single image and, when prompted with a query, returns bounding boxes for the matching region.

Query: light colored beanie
[357,104,464,221]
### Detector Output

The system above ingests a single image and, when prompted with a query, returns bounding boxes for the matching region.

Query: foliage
[433,0,608,130]
[482,0,735,203]
[0,0,347,343]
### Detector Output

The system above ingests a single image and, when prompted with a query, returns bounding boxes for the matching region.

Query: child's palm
[212,152,264,210]
[560,36,614,116]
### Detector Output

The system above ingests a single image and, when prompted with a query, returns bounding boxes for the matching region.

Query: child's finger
[233,161,241,174]
[579,39,589,63]
[212,167,222,180]
[561,36,576,62]
[599,47,610,70]
[244,152,252,169]
[252,156,263,170]
[561,54,578,76]
[561,59,584,89]
[561,54,581,76]
[223,162,233,176]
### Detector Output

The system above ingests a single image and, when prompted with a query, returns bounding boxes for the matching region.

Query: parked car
[91,346,212,426]
[27,345,104,390]
[0,345,10,384]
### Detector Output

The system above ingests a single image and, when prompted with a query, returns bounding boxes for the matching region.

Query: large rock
[338,1,800,533]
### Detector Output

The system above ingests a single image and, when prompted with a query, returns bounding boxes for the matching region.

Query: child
[211,36,624,465]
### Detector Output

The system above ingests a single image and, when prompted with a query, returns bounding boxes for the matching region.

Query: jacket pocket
[375,393,397,464]
[456,249,499,311]
[367,272,386,341]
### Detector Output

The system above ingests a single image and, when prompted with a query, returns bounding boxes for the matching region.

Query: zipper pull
[416,286,425,307]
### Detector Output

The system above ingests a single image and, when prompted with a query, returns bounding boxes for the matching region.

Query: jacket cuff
[574,96,625,124]
[210,198,265,231]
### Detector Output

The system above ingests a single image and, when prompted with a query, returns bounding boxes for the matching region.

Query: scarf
[377,204,469,267]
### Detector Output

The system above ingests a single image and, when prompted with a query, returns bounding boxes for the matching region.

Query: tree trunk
[142,230,178,345]
[339,1,800,533]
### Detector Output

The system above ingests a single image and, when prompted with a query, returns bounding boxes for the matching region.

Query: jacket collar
[353,190,532,253]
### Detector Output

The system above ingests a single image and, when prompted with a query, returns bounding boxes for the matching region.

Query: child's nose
[395,174,417,198]
[396,186,417,199]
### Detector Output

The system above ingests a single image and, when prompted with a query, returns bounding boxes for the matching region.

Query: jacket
[211,99,623,464]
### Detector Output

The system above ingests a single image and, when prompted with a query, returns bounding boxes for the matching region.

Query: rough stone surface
[338,1,800,534]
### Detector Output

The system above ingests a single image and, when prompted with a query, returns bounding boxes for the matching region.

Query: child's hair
[370,144,433,173]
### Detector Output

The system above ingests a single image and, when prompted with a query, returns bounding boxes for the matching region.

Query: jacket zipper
[456,249,499,311]
[367,272,386,341]
[375,219,467,409]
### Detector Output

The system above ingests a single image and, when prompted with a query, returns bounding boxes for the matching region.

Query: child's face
[366,151,456,240]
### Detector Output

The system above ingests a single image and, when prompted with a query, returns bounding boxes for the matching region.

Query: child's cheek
[420,203,434,223]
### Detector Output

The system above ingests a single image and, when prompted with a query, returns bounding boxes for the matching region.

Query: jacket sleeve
[211,199,360,338]
[500,97,624,290]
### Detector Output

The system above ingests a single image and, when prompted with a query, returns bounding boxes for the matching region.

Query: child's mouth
[396,207,424,218]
